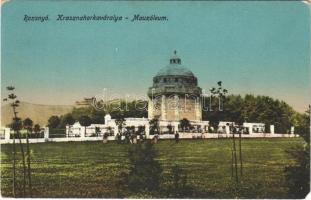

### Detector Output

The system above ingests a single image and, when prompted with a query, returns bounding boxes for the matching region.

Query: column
[174,95,179,120]
[104,114,111,124]
[145,124,150,139]
[115,125,119,135]
[225,125,230,137]
[148,98,154,119]
[4,128,11,141]
[81,127,86,138]
[195,98,202,121]
[161,95,166,120]
[174,122,179,133]
[66,125,69,138]
[44,127,49,141]
[270,125,275,134]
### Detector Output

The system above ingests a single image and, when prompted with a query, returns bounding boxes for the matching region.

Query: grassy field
[0,138,303,198]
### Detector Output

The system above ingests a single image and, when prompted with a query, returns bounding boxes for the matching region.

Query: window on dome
[163,78,167,83]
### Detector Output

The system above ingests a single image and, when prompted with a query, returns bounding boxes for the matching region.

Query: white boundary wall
[0,129,298,144]
[0,116,298,144]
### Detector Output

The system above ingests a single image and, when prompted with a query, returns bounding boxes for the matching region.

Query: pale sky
[1,1,310,112]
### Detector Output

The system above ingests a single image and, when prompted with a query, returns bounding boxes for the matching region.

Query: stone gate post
[270,125,275,134]
[44,127,49,141]
[81,127,86,138]
[145,124,150,139]
[4,128,11,142]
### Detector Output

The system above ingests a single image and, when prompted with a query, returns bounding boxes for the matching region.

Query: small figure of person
[175,131,179,143]
[116,133,122,144]
[103,132,109,143]
[132,133,137,144]
[153,133,159,144]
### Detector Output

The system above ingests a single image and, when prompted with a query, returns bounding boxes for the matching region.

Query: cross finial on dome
[170,50,181,64]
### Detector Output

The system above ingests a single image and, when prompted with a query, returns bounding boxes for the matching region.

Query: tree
[33,124,41,138]
[23,118,33,132]
[179,118,191,132]
[66,100,147,125]
[107,126,113,136]
[63,114,75,137]
[215,81,228,111]
[206,81,229,132]
[95,127,101,137]
[137,125,145,136]
[48,116,60,129]
[231,126,239,185]
[284,107,310,198]
[78,115,92,136]
[115,114,126,134]
[23,118,33,196]
[125,141,162,193]
[167,124,173,134]
[203,93,300,134]
[237,125,243,177]
[90,108,106,124]
[4,86,27,197]
[10,118,19,197]
[149,117,160,135]
[115,114,126,143]
[125,126,135,143]
[3,87,18,197]
[284,145,309,198]
[295,111,310,144]
[12,117,27,196]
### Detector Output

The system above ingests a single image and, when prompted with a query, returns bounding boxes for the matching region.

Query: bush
[124,141,162,193]
[284,110,310,198]
[284,144,310,198]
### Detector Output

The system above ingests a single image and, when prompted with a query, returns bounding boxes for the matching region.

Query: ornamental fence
[0,126,298,144]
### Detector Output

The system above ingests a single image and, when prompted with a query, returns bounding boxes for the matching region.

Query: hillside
[1,102,74,127]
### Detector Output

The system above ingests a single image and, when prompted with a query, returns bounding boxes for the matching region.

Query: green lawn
[0,138,304,198]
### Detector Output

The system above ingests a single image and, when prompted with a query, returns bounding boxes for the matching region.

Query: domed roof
[155,51,195,77]
[156,64,195,77]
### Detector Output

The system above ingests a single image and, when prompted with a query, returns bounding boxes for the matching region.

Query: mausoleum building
[147,51,202,121]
